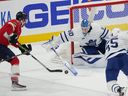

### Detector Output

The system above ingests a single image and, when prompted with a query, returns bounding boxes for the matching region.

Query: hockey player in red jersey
[0,11,31,91]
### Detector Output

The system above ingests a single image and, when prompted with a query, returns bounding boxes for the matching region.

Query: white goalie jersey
[54,22,110,47]
[48,22,111,67]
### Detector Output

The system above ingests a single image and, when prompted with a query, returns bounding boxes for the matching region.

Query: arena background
[0,0,127,44]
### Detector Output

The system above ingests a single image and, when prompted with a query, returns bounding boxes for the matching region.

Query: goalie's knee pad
[9,57,19,65]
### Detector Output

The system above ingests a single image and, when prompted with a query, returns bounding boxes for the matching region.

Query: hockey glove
[19,44,32,55]
[9,33,18,44]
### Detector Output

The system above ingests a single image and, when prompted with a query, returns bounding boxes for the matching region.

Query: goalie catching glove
[19,44,32,55]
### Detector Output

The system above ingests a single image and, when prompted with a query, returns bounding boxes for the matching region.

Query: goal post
[69,0,128,64]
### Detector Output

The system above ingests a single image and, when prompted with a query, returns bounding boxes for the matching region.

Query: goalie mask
[81,19,91,36]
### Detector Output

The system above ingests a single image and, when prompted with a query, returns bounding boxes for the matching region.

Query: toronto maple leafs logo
[86,39,97,46]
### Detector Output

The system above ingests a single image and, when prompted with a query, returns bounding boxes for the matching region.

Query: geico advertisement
[0,0,127,36]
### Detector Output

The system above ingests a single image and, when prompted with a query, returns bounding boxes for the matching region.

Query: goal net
[69,0,128,65]
[51,0,128,66]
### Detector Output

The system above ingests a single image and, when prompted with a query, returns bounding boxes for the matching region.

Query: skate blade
[11,87,27,91]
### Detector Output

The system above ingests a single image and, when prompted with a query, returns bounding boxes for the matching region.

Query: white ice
[0,43,127,96]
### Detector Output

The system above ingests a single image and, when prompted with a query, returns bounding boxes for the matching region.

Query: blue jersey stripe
[64,31,69,42]
[100,28,109,39]
[82,48,87,54]
[111,84,119,92]
[106,49,126,59]
[112,84,117,92]
[113,86,119,93]
[101,29,109,39]
[100,28,106,38]
[60,33,65,42]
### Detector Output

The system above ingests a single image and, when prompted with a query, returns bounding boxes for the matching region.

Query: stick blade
[64,61,78,76]
[47,68,63,72]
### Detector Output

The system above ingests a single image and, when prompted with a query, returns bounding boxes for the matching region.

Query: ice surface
[0,43,127,96]
[0,72,115,96]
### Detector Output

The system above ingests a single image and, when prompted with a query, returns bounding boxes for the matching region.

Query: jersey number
[106,38,118,51]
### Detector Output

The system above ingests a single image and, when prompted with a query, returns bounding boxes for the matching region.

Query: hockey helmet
[81,19,91,29]
[16,11,27,21]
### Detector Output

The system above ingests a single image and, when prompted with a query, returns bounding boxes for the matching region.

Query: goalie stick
[18,44,63,73]
[51,48,78,76]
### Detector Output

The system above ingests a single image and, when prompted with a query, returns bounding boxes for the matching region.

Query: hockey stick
[30,54,63,72]
[19,44,63,73]
[51,48,78,76]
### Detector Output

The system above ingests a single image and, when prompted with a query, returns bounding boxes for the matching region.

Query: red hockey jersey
[0,19,22,47]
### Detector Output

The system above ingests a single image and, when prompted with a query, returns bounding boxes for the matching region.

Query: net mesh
[51,1,128,65]
[70,0,128,29]
[69,0,128,64]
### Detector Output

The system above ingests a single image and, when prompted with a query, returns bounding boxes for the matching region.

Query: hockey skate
[11,81,27,91]
[117,87,127,96]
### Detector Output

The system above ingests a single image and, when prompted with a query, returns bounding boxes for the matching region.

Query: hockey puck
[64,70,68,74]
